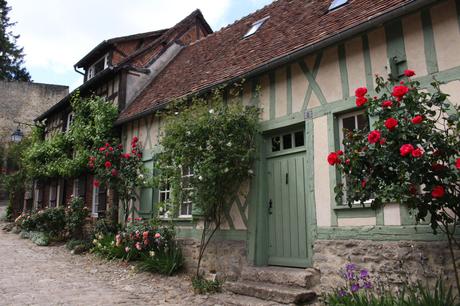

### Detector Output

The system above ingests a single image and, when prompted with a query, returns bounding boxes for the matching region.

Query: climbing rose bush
[328,70,460,233]
[89,136,148,222]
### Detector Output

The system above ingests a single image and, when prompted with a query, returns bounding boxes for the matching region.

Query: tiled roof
[118,0,418,123]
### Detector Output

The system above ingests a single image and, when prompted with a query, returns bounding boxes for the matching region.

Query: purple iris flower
[338,290,347,297]
[346,263,356,271]
[364,281,372,289]
[360,269,369,278]
[351,284,360,292]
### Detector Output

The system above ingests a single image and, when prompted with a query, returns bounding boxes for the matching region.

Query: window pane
[357,114,369,131]
[342,116,356,131]
[283,134,292,150]
[294,131,304,147]
[272,136,280,152]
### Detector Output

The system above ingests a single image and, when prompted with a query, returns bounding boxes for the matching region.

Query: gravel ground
[0,215,277,306]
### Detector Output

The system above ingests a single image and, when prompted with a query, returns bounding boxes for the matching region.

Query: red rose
[382,100,393,108]
[409,184,418,195]
[345,159,350,165]
[337,150,343,156]
[108,146,114,151]
[355,87,368,97]
[111,169,118,177]
[404,69,415,77]
[327,152,341,165]
[392,85,409,99]
[431,185,445,198]
[384,118,398,131]
[99,147,106,152]
[379,138,386,145]
[356,96,368,107]
[131,142,137,148]
[361,180,367,188]
[456,158,460,169]
[105,143,110,147]
[132,136,139,143]
[93,180,100,188]
[104,161,112,168]
[367,130,381,144]
[400,144,414,156]
[411,148,424,158]
[117,144,123,150]
[411,115,423,124]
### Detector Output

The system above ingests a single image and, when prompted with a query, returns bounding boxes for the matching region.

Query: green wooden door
[266,130,308,267]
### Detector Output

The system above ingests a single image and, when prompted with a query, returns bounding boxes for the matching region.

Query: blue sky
[8,0,273,90]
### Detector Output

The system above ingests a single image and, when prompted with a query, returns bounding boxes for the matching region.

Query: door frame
[248,120,317,268]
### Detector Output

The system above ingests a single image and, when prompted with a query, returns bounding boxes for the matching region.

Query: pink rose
[154,233,161,239]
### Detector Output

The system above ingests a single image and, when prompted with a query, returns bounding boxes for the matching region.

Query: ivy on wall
[22,93,118,180]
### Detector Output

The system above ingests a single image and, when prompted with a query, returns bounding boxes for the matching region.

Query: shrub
[16,207,66,238]
[191,275,222,294]
[5,202,13,221]
[92,217,119,237]
[66,239,91,254]
[137,244,184,276]
[91,233,126,260]
[29,231,50,246]
[65,196,89,239]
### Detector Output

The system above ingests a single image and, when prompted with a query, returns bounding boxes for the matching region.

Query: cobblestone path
[0,219,275,305]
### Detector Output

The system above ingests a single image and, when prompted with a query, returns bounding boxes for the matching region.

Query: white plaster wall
[291,63,308,113]
[275,67,287,117]
[368,27,389,87]
[441,80,460,107]
[383,203,401,226]
[337,217,376,226]
[315,46,341,103]
[314,115,331,227]
[345,37,366,95]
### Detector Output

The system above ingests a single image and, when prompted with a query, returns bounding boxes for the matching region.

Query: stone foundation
[178,238,247,280]
[313,239,458,293]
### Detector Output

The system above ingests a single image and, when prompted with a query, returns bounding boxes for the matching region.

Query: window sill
[333,201,373,210]
[159,217,193,222]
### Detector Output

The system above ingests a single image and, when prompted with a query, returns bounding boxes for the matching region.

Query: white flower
[92,239,98,245]
[224,167,229,173]
[186,131,191,136]
[209,109,214,114]
[226,141,232,147]
[248,169,254,175]
[149,251,155,257]
[198,175,203,181]
[138,174,144,180]
[174,112,179,115]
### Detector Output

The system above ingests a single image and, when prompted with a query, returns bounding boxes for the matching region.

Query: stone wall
[178,238,247,280]
[0,81,68,144]
[313,239,459,293]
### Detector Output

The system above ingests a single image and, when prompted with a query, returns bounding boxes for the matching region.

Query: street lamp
[11,126,24,143]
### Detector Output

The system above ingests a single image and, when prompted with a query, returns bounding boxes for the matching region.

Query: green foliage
[5,201,13,221]
[137,244,184,276]
[157,92,259,220]
[17,207,66,238]
[0,0,31,81]
[325,279,458,306]
[66,239,91,254]
[92,217,120,237]
[191,275,222,294]
[91,233,126,260]
[89,137,147,223]
[22,94,118,180]
[29,231,50,246]
[65,196,89,239]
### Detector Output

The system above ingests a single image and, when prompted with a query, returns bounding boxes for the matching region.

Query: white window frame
[92,182,99,218]
[158,179,172,219]
[337,110,372,206]
[329,0,348,11]
[33,181,41,209]
[244,16,270,38]
[66,112,74,132]
[87,53,109,81]
[179,167,194,218]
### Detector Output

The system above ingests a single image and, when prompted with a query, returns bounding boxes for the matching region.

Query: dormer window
[87,53,109,80]
[244,16,270,38]
[328,0,348,11]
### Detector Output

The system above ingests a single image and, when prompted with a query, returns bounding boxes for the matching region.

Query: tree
[328,69,460,295]
[0,0,31,81]
[156,89,259,278]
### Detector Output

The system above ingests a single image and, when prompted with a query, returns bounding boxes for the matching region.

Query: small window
[329,0,348,11]
[294,131,304,147]
[244,16,269,38]
[158,180,171,218]
[282,134,292,150]
[65,112,74,132]
[272,136,281,152]
[339,111,369,146]
[87,53,109,80]
[92,181,107,218]
[180,167,194,218]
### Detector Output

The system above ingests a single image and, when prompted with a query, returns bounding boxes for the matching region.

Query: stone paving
[0,206,278,306]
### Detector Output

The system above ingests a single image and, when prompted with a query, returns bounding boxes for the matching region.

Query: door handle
[268,199,273,215]
[286,173,289,184]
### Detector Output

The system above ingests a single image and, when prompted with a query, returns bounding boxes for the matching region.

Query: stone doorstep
[224,280,317,305]
[240,266,320,289]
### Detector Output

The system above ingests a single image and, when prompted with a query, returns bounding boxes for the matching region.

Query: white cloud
[8,0,230,80]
